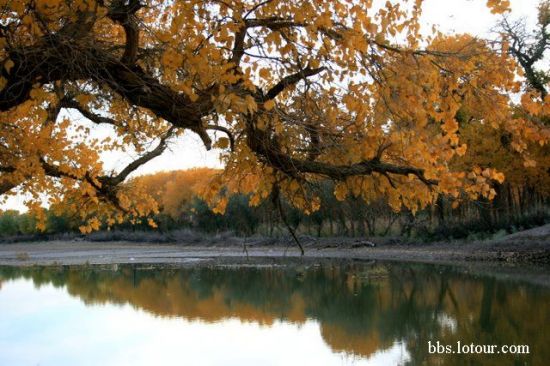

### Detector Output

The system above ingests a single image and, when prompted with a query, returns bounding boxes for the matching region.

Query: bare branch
[500,15,549,98]
[60,98,118,125]
[264,67,326,101]
[109,126,175,186]
[207,124,235,151]
[272,184,304,256]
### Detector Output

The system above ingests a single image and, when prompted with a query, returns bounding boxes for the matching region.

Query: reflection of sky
[0,279,410,366]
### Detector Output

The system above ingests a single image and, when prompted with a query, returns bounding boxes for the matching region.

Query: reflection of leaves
[0,263,548,364]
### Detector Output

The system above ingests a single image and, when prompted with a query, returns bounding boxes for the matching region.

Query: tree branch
[109,126,175,186]
[500,16,549,98]
[207,124,235,151]
[272,184,304,256]
[247,126,437,187]
[106,0,143,65]
[264,67,326,101]
[60,98,118,125]
[231,25,247,66]
[0,126,173,209]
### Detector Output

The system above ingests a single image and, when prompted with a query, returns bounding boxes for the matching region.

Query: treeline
[1,166,548,241]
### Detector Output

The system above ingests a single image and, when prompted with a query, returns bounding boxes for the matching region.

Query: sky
[1,0,542,212]
[0,279,410,366]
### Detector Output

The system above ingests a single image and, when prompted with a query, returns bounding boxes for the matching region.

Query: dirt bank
[0,223,548,267]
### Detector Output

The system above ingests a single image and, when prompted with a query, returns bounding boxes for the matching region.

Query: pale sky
[0,279,411,366]
[1,0,542,212]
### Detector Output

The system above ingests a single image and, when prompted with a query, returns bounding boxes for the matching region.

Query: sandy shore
[0,223,547,267]
[0,237,547,266]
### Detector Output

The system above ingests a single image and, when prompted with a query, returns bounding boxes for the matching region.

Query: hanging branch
[272,184,304,256]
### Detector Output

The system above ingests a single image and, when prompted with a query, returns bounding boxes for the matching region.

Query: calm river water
[0,262,548,365]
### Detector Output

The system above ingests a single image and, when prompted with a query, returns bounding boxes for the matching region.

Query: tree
[0,210,20,235]
[136,168,219,219]
[0,0,546,233]
[499,0,549,99]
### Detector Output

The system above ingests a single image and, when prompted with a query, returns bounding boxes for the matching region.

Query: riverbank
[0,223,548,267]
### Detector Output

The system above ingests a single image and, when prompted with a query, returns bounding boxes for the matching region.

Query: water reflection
[0,263,549,365]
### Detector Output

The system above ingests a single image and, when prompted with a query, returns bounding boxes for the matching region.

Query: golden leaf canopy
[0,0,547,230]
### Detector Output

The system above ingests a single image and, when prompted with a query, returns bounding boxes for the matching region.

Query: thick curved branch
[247,126,437,187]
[264,67,326,101]
[106,0,143,65]
[0,12,440,201]
[207,124,235,151]
[1,38,212,148]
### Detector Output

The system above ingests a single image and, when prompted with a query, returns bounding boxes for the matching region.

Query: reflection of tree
[479,278,496,333]
[0,264,548,364]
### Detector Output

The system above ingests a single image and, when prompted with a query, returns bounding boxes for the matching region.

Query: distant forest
[1,167,548,242]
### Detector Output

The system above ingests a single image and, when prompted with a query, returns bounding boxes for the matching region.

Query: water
[0,262,548,365]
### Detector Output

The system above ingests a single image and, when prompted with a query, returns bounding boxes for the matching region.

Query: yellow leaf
[455,144,467,156]
[264,100,275,111]
[334,183,348,201]
[217,137,229,149]
[493,172,505,184]
[4,59,14,74]
[259,68,271,79]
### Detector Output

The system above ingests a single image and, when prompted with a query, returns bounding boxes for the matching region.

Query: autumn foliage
[135,168,219,219]
[0,0,548,233]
